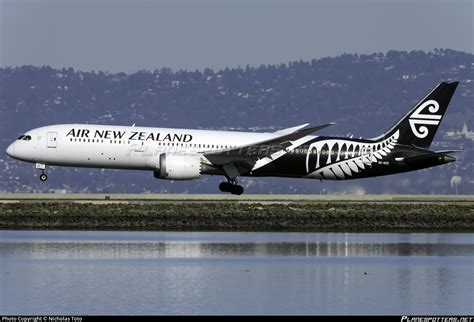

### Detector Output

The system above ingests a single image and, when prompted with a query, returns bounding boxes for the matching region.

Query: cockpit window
[17,135,25,140]
[23,135,32,141]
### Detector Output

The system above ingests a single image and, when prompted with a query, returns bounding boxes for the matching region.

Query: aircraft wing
[204,123,334,178]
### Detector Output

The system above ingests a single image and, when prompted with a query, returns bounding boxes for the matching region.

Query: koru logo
[408,100,441,138]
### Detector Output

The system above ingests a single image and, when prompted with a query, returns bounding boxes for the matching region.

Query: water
[0,230,473,315]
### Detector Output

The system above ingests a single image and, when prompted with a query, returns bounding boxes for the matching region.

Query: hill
[0,49,472,194]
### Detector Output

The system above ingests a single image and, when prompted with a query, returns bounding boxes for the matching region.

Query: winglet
[295,122,334,136]
[273,123,310,135]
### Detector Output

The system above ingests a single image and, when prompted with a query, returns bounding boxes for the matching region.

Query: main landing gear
[219,180,244,195]
[219,164,244,195]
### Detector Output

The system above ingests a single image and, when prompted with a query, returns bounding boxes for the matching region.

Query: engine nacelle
[154,153,202,180]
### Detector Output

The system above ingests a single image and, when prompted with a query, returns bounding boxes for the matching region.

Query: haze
[1,0,472,73]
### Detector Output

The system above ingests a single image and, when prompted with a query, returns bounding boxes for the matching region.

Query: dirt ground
[1,199,472,232]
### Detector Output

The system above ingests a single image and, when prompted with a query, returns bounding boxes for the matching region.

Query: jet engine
[154,153,202,180]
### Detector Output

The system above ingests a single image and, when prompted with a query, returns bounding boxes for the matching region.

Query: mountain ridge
[1,49,472,194]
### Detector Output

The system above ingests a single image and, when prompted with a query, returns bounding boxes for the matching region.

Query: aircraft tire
[231,185,244,195]
[219,182,233,192]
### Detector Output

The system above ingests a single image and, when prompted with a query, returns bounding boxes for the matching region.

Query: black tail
[375,81,459,149]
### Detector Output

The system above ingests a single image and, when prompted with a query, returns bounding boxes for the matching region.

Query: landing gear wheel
[231,185,244,195]
[219,182,233,192]
[40,173,48,182]
[219,181,244,195]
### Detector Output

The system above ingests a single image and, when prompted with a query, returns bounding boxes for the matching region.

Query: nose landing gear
[219,180,244,195]
[39,172,48,182]
[36,163,48,182]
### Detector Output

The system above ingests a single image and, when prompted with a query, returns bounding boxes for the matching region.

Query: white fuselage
[6,124,311,172]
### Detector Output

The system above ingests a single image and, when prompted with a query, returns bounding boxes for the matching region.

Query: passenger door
[47,132,58,148]
[132,141,145,152]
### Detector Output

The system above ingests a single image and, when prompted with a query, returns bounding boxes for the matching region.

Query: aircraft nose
[6,143,15,158]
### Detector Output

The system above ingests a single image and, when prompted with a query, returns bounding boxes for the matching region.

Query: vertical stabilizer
[376,82,458,149]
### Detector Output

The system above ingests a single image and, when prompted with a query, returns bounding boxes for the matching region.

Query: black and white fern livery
[305,130,399,179]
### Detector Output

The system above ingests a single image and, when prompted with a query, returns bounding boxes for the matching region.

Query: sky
[0,0,472,74]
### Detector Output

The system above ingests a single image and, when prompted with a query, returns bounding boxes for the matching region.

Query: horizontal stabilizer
[433,150,463,154]
[402,151,456,165]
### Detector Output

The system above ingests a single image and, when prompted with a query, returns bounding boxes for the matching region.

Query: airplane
[5,81,459,195]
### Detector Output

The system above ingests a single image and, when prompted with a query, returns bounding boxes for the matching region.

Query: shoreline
[0,195,473,232]
[1,193,473,202]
